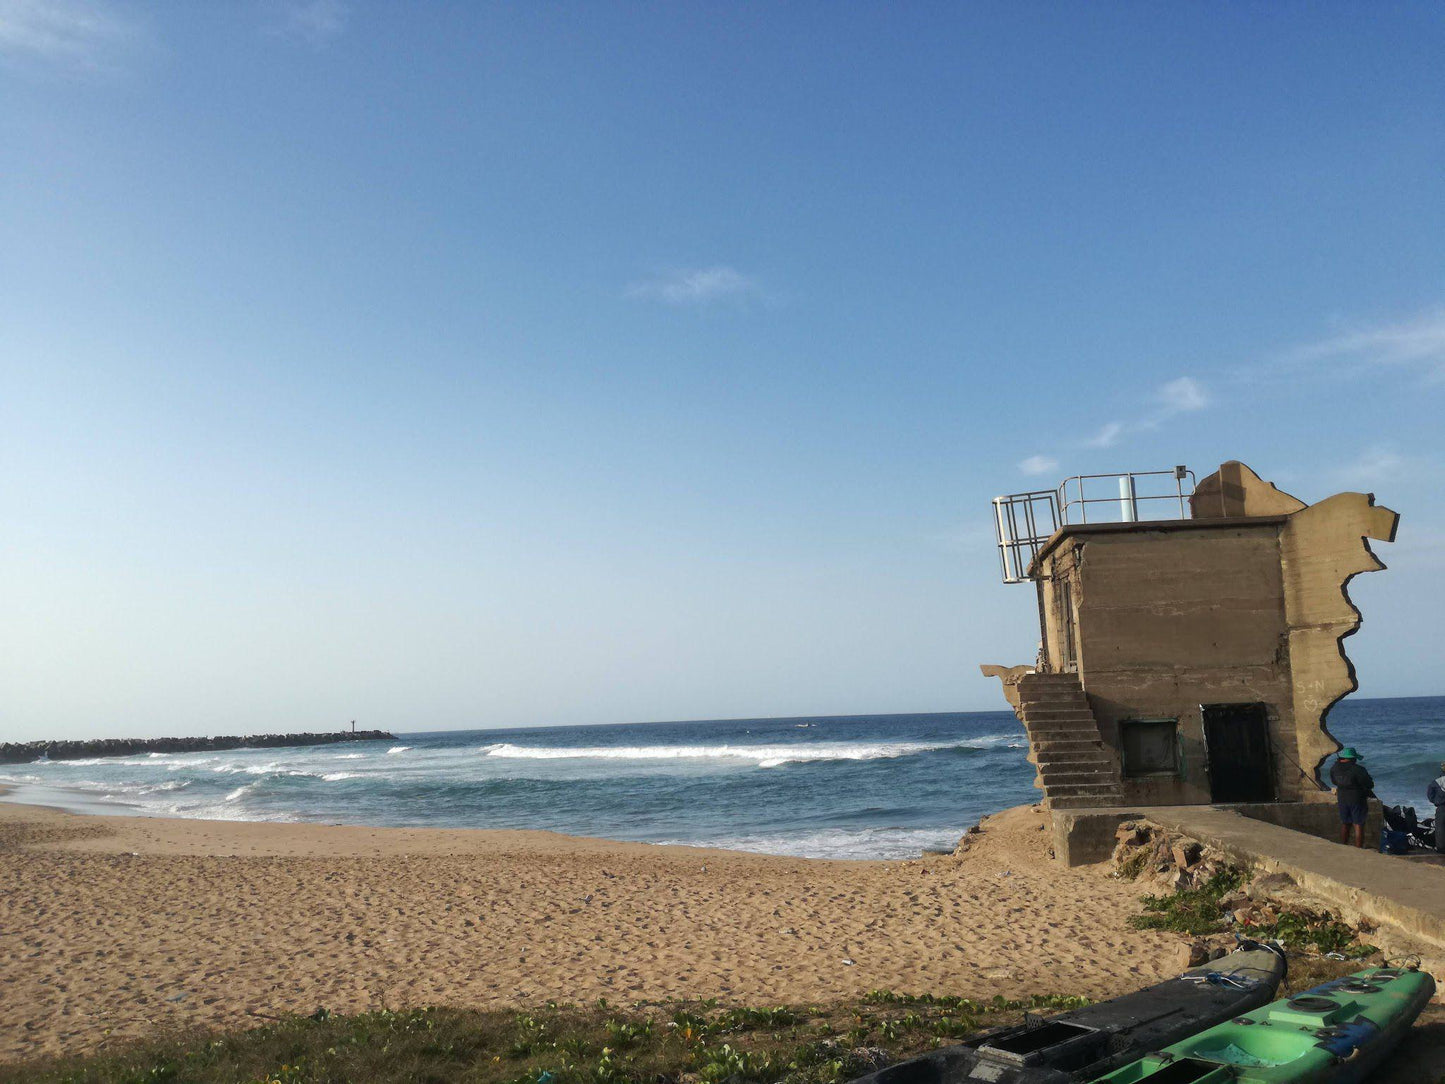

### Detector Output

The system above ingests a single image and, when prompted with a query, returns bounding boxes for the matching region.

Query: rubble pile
[1111,820,1230,891]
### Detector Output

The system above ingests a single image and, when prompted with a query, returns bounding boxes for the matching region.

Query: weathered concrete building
[982,461,1398,858]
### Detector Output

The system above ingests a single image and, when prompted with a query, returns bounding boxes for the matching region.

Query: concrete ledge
[1228,798,1384,844]
[1144,806,1445,952]
[1051,807,1145,865]
[1049,800,1386,866]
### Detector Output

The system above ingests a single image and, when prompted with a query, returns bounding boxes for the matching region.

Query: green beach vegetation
[1124,864,1378,957]
[0,963,1378,1083]
[0,993,1089,1084]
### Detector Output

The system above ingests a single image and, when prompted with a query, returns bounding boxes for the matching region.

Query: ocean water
[2,697,1440,860]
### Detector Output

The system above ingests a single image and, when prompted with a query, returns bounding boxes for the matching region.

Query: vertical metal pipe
[1119,474,1139,522]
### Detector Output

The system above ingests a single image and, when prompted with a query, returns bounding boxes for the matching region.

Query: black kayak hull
[850,942,1287,1084]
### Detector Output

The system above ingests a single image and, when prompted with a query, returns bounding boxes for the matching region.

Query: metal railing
[993,489,1061,585]
[1059,467,1195,524]
[992,467,1195,584]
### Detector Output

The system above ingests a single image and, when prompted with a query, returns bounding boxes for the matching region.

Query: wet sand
[0,799,1181,1061]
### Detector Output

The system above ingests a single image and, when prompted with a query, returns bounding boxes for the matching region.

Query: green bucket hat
[1337,747,1360,760]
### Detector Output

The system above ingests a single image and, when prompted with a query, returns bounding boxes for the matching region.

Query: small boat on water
[1089,965,1434,1083]
[850,940,1287,1084]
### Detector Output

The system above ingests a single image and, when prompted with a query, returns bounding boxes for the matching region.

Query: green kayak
[1090,966,1435,1083]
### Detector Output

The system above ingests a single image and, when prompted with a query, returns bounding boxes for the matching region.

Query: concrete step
[1040,770,1122,787]
[1040,757,1115,774]
[1026,726,1104,741]
[1049,795,1126,810]
[1034,743,1109,759]
[1032,738,1107,753]
[1020,673,1083,684]
[1020,709,1098,723]
[1020,699,1091,713]
[1018,680,1088,695]
[1019,679,1087,693]
[1022,692,1088,704]
[1037,756,1117,771]
[1046,786,1121,803]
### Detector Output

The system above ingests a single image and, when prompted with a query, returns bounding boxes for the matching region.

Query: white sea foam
[210,762,319,777]
[386,746,411,755]
[63,778,193,797]
[321,771,361,781]
[333,753,366,760]
[654,825,964,861]
[481,738,1004,768]
[44,757,127,767]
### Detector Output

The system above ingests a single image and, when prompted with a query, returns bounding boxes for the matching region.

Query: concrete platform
[1049,799,1382,866]
[1401,852,1445,868]
[1146,805,1445,952]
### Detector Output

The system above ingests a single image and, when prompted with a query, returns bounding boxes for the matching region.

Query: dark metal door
[1202,703,1275,803]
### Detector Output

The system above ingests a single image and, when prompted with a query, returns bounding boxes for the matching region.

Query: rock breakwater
[0,731,395,764]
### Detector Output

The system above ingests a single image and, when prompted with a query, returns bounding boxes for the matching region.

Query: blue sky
[3,2,1444,741]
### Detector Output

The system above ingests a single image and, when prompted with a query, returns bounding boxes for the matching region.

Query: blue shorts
[1338,803,1367,825]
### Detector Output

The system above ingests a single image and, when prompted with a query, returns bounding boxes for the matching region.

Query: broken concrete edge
[1310,496,1399,780]
[978,663,1030,712]
[979,664,1047,798]
[1287,488,1401,780]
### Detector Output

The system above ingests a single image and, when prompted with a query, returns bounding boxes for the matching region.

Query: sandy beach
[0,798,1180,1063]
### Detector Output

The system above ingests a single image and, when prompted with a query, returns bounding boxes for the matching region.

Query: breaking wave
[480,737,1012,769]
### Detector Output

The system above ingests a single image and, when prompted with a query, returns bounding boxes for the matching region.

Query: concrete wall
[1038,523,1302,805]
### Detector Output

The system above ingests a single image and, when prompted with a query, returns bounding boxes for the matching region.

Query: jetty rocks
[0,730,396,765]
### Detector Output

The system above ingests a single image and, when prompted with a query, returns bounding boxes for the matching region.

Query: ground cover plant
[3,960,1399,1084]
[1126,866,1247,936]
[1126,866,1378,958]
[0,993,1092,1084]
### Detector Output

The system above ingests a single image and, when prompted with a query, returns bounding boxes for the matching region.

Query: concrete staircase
[1016,672,1124,809]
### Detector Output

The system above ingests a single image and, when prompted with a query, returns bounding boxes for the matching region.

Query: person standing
[1427,762,1445,854]
[1329,747,1373,848]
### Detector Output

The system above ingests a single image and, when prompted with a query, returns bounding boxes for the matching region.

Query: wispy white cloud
[269,0,349,46]
[1284,307,1445,382]
[1155,376,1209,415]
[1335,446,1407,488]
[1132,375,1210,433]
[627,266,760,306]
[1072,377,1209,450]
[0,0,133,71]
[1084,421,1123,449]
[1018,455,1058,477]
